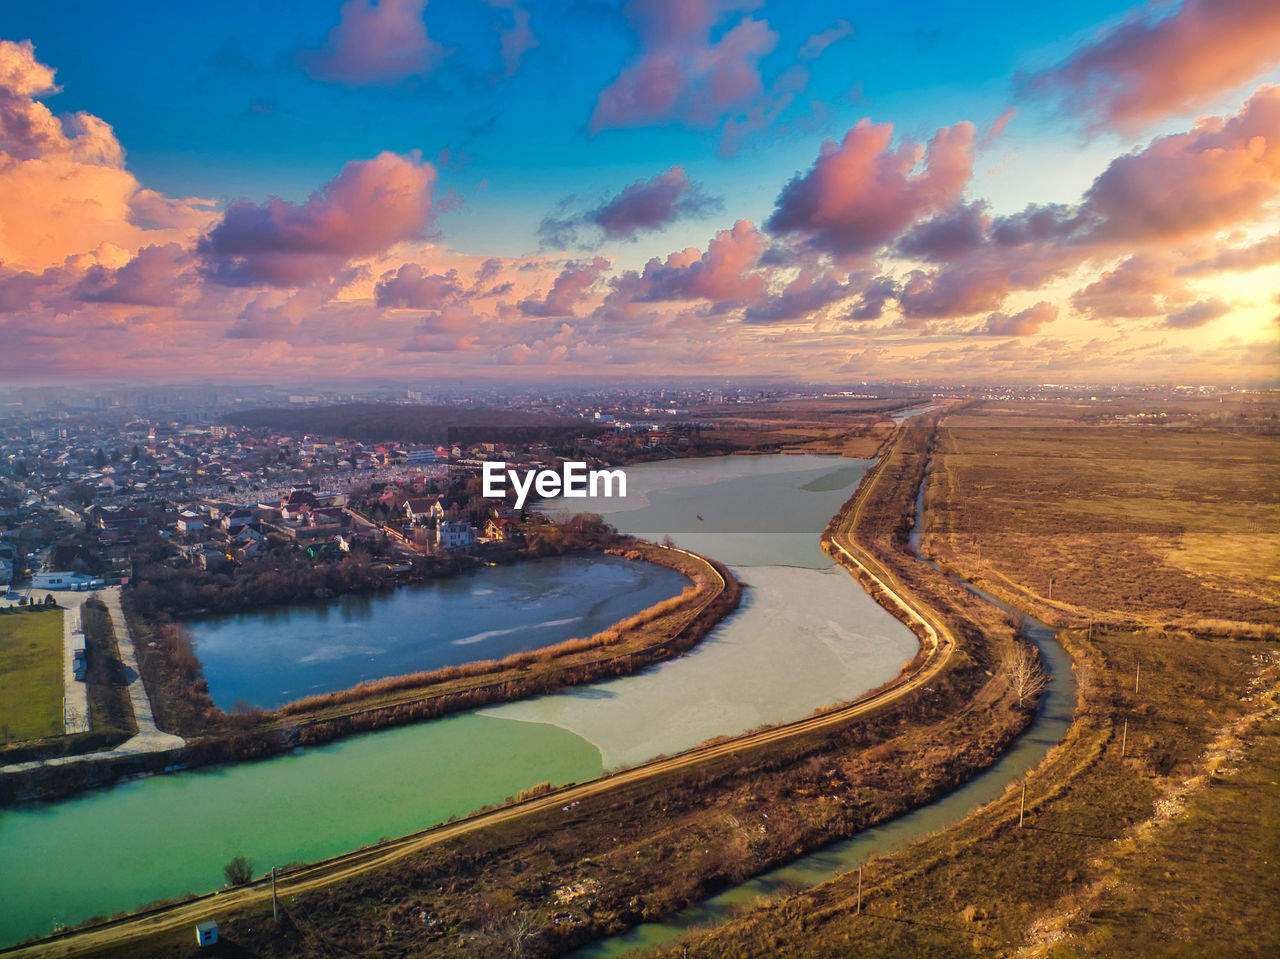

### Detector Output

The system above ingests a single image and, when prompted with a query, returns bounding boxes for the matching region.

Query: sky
[0,0,1278,387]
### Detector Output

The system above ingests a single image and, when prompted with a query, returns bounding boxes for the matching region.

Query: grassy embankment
[659,398,1280,958]
[0,600,137,766]
[0,608,63,744]
[32,411,1048,958]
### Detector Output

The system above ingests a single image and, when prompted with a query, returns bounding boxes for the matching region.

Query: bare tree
[490,911,539,959]
[1002,643,1046,707]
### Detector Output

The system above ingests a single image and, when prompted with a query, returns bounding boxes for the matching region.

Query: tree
[1002,643,1046,707]
[224,855,254,886]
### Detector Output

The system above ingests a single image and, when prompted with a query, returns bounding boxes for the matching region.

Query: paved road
[61,603,89,734]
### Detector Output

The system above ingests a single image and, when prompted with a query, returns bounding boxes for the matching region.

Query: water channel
[1,453,917,948]
[567,450,1076,958]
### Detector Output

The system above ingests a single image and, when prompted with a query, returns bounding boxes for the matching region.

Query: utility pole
[1019,782,1026,828]
[1135,660,1140,695]
[1121,720,1128,758]
[857,865,863,916]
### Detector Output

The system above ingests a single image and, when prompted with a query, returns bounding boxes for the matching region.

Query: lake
[187,554,690,711]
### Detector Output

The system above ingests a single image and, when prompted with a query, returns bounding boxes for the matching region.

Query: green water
[3,454,922,948]
[0,715,601,947]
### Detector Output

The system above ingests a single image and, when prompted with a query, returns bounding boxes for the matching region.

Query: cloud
[300,0,443,86]
[879,90,1280,324]
[799,19,854,60]
[896,202,990,262]
[632,219,768,305]
[590,0,777,133]
[1178,232,1280,274]
[375,263,463,308]
[1080,85,1280,243]
[0,40,214,271]
[1020,0,1280,133]
[593,166,720,239]
[766,119,976,257]
[198,151,436,287]
[77,243,193,307]
[539,166,721,247]
[1165,296,1231,329]
[982,300,1058,336]
[485,1,537,79]
[0,38,57,98]
[741,267,860,323]
[520,257,610,317]
[1071,251,1187,320]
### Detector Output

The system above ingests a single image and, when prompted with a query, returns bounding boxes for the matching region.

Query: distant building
[404,497,444,524]
[435,519,475,551]
[32,571,102,590]
[97,506,148,531]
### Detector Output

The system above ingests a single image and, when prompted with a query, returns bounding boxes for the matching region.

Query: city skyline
[1,0,1278,386]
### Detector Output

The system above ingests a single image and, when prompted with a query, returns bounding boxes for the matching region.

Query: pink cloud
[520,257,610,317]
[742,267,860,323]
[77,243,193,307]
[198,151,436,287]
[767,119,976,257]
[982,300,1058,336]
[1082,85,1280,243]
[634,219,768,304]
[1022,0,1280,133]
[538,166,720,248]
[590,0,777,133]
[1071,251,1188,320]
[376,263,463,308]
[301,0,443,86]
[897,202,990,261]
[592,166,719,239]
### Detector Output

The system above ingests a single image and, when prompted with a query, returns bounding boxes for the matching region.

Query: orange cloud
[0,40,214,271]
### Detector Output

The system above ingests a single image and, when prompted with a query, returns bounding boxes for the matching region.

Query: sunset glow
[1,0,1278,386]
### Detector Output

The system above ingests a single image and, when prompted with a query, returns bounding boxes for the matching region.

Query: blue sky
[6,0,1140,254]
[0,0,1276,384]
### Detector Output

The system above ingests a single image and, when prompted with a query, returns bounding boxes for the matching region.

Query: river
[0,454,919,948]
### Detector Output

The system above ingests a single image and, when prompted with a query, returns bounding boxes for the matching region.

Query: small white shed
[195,920,218,946]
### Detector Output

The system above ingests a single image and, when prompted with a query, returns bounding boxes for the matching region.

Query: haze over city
[1,0,1277,388]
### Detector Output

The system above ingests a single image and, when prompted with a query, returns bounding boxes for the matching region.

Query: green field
[0,609,65,743]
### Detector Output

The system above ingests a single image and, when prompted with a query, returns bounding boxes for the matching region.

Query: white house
[435,519,475,551]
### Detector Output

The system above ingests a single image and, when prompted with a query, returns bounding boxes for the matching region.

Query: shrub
[224,855,254,886]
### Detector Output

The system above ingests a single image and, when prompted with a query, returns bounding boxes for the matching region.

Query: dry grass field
[657,396,1280,958]
[922,400,1280,633]
[696,396,903,458]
